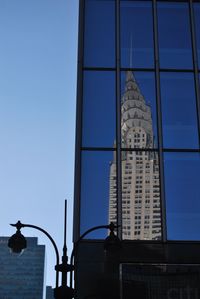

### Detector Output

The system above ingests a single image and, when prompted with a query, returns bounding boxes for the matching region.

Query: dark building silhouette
[73,0,200,298]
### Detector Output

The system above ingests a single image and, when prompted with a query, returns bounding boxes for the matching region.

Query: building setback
[0,237,45,299]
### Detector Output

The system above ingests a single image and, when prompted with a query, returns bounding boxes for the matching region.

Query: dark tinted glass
[121,71,158,148]
[157,2,193,69]
[82,71,116,148]
[84,0,115,67]
[194,3,200,68]
[121,1,154,68]
[121,264,200,298]
[80,150,116,238]
[160,72,198,149]
[120,150,161,240]
[164,152,200,240]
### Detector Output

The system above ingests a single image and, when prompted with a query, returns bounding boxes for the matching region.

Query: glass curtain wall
[75,0,200,241]
[80,0,116,238]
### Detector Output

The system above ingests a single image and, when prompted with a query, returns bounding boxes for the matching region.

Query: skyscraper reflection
[109,71,161,240]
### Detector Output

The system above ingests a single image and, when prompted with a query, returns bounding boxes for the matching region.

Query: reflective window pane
[121,1,154,68]
[157,2,193,69]
[121,264,200,298]
[164,152,200,240]
[81,151,116,238]
[119,151,161,240]
[82,71,116,147]
[194,3,200,68]
[160,72,199,149]
[121,71,158,149]
[84,0,115,67]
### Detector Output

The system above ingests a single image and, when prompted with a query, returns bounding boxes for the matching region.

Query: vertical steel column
[116,0,122,239]
[152,0,167,242]
[189,0,200,146]
[73,0,85,242]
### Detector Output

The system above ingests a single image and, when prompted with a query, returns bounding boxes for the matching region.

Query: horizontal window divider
[121,148,159,152]
[82,69,198,73]
[163,148,200,152]
[83,67,116,71]
[122,240,200,245]
[83,68,197,73]
[120,68,155,72]
[157,0,192,3]
[120,148,200,152]
[159,68,195,73]
[81,147,116,151]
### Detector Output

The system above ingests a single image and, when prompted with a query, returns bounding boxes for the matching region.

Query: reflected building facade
[109,71,161,240]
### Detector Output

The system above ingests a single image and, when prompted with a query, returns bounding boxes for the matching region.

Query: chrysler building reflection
[109,71,161,240]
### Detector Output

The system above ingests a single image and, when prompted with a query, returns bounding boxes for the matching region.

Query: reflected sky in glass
[160,72,199,149]
[82,71,116,148]
[164,152,200,240]
[157,2,193,69]
[194,3,200,68]
[80,0,200,243]
[80,150,115,238]
[121,71,158,148]
[84,0,115,68]
[121,1,154,68]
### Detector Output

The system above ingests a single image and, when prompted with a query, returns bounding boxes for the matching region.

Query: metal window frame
[74,0,200,242]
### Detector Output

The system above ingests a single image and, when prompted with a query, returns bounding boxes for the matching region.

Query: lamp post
[8,201,121,299]
[8,200,74,299]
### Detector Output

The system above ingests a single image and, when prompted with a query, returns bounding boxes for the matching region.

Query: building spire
[125,70,135,83]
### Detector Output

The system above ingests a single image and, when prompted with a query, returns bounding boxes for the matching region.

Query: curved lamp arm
[10,221,60,288]
[70,223,118,289]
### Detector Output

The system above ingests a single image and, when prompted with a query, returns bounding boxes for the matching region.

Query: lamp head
[104,222,121,252]
[8,229,27,254]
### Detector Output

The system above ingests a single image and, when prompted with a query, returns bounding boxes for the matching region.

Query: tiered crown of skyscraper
[121,71,154,149]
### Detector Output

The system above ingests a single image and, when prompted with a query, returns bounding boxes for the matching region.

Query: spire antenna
[63,199,67,253]
[129,34,133,68]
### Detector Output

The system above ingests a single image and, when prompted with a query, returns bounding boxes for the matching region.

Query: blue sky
[0,0,78,287]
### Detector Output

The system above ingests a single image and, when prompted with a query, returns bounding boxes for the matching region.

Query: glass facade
[157,2,193,69]
[120,263,200,298]
[82,71,116,147]
[83,0,115,67]
[160,72,199,149]
[0,237,45,299]
[75,0,200,242]
[121,1,154,68]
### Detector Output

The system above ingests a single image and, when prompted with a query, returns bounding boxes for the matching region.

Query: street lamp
[8,200,74,299]
[8,201,121,299]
